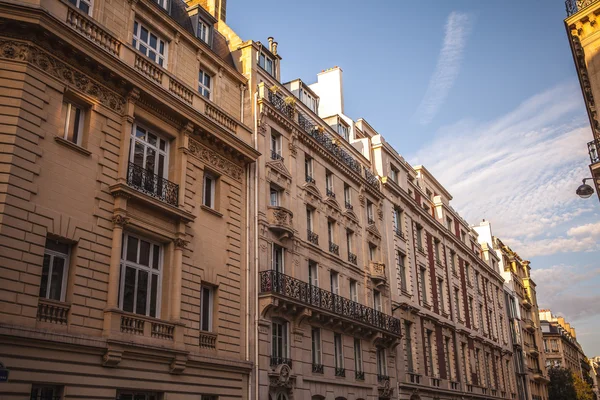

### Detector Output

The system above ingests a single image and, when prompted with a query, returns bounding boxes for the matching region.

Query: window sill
[201,204,223,218]
[54,136,91,156]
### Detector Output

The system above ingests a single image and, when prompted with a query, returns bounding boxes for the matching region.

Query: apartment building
[539,310,588,379]
[0,0,259,399]
[565,0,600,200]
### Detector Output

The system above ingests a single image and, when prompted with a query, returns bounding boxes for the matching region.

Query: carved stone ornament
[173,237,188,249]
[359,194,366,206]
[169,356,187,374]
[269,364,294,389]
[102,348,122,367]
[112,214,130,227]
[258,111,267,135]
[188,138,243,181]
[378,378,393,399]
[0,39,126,114]
[289,132,298,156]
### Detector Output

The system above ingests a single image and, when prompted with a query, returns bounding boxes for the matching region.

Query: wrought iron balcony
[367,217,375,225]
[259,270,401,335]
[364,166,381,190]
[329,241,339,255]
[312,363,324,373]
[355,370,365,380]
[588,139,600,164]
[566,0,598,16]
[326,188,336,198]
[348,252,357,265]
[377,374,390,382]
[345,201,353,210]
[307,230,319,245]
[416,245,425,254]
[305,175,316,184]
[335,367,346,377]
[394,227,404,238]
[267,90,294,119]
[271,150,284,162]
[270,356,292,368]
[127,162,179,207]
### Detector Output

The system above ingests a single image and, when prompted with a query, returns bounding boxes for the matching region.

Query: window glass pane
[201,287,211,330]
[140,27,148,42]
[133,142,144,167]
[49,256,65,300]
[152,244,160,269]
[149,34,157,50]
[150,274,158,318]
[39,254,51,298]
[123,266,136,312]
[146,148,156,173]
[136,270,148,315]
[46,239,70,254]
[79,2,89,13]
[139,240,151,267]
[127,236,138,262]
[204,177,213,206]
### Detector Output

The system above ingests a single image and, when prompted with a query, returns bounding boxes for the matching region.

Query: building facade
[565,0,600,200]
[0,0,259,399]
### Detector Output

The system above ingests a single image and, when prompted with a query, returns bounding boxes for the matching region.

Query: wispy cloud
[415,12,473,125]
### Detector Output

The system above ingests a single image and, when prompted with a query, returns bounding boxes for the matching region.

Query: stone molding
[187,137,243,181]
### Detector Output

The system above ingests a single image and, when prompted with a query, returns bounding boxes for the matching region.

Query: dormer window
[258,52,275,77]
[197,19,211,45]
[330,116,349,140]
[300,89,317,113]
[152,0,169,10]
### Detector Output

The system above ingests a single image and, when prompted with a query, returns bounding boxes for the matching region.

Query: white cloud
[567,221,600,237]
[415,12,473,125]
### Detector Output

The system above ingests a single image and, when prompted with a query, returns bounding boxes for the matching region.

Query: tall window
[479,304,485,331]
[197,19,210,44]
[376,347,387,377]
[258,52,275,76]
[393,208,402,235]
[129,124,169,195]
[450,251,456,274]
[446,216,453,230]
[152,0,169,10]
[425,329,434,376]
[308,261,318,287]
[346,230,353,253]
[327,220,335,244]
[354,338,363,374]
[132,21,167,67]
[330,270,339,294]
[468,297,475,326]
[304,155,313,182]
[200,285,213,331]
[334,333,344,370]
[198,69,212,99]
[306,208,313,231]
[40,239,70,302]
[119,233,162,318]
[203,172,216,208]
[325,170,334,196]
[475,271,480,291]
[454,288,461,320]
[390,165,398,183]
[311,327,322,366]
[369,243,377,261]
[67,0,92,14]
[270,131,282,160]
[60,100,85,146]
[344,184,351,207]
[438,278,445,312]
[272,244,284,273]
[434,239,441,261]
[419,267,428,304]
[300,89,317,112]
[373,290,382,312]
[416,225,423,249]
[444,337,452,380]
[366,200,374,223]
[465,262,471,284]
[349,279,357,302]
[461,343,468,383]
[269,185,280,207]
[272,321,288,360]
[405,321,414,371]
[475,349,481,380]
[398,251,407,291]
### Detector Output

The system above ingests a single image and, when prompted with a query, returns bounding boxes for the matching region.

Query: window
[67,0,91,14]
[465,262,471,284]
[369,243,377,261]
[390,166,398,183]
[404,321,414,371]
[479,304,484,331]
[468,297,474,326]
[444,337,452,380]
[258,52,275,76]
[197,19,211,44]
[133,21,167,67]
[446,216,453,230]
[377,347,387,376]
[306,207,313,231]
[270,130,282,160]
[129,124,169,196]
[304,155,314,182]
[334,333,344,369]
[312,327,322,366]
[272,321,288,360]
[438,278,445,312]
[398,251,407,291]
[366,200,374,224]
[308,261,318,287]
[475,349,481,379]
[416,225,423,249]
[152,0,169,10]
[201,396,218,400]
[373,290,382,312]
[325,170,334,196]
[349,279,357,302]
[434,239,441,261]
[40,239,70,302]
[269,185,280,207]
[60,99,85,146]
[327,220,335,244]
[203,172,217,208]
[344,184,351,207]
[450,251,456,275]
[330,270,339,294]
[337,123,349,140]
[31,385,62,400]
[460,230,466,242]
[119,233,162,318]
[272,244,284,273]
[419,267,428,304]
[200,285,213,331]
[475,271,480,291]
[354,338,363,373]
[425,329,434,376]
[454,288,461,320]
[300,89,317,112]
[198,69,212,99]
[393,208,400,233]
[346,230,353,253]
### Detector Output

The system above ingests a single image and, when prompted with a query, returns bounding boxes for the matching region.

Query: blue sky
[229,0,600,356]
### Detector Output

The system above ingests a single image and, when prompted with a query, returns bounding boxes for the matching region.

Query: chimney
[193,0,227,22]
[311,66,344,117]
[268,37,273,52]
[272,42,278,55]
[558,317,566,329]
[571,328,576,338]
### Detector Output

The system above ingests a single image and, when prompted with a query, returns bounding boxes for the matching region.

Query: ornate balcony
[37,298,70,325]
[103,309,183,349]
[326,188,336,198]
[367,217,375,225]
[267,206,294,239]
[335,367,346,377]
[259,270,401,336]
[271,150,284,162]
[566,0,598,16]
[126,162,179,207]
[364,166,381,190]
[307,230,319,245]
[329,241,339,255]
[522,296,532,309]
[525,318,536,332]
[394,227,404,239]
[407,372,422,384]
[378,374,390,382]
[267,90,294,119]
[589,139,600,164]
[199,331,217,349]
[345,201,353,210]
[312,363,324,373]
[270,356,292,368]
[355,370,365,380]
[305,175,316,184]
[348,252,357,265]
[370,261,387,286]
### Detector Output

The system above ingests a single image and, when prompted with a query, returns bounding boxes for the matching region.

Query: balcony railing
[312,363,324,373]
[367,217,375,225]
[270,356,292,368]
[37,298,70,325]
[271,150,284,162]
[335,367,346,377]
[566,0,598,16]
[588,139,600,164]
[348,252,357,265]
[345,201,353,210]
[364,166,381,190]
[378,374,390,382]
[259,270,401,335]
[394,227,404,238]
[267,90,294,119]
[356,370,365,380]
[199,331,217,349]
[307,230,319,245]
[305,175,316,184]
[407,372,422,384]
[326,188,336,198]
[329,241,340,255]
[126,162,179,207]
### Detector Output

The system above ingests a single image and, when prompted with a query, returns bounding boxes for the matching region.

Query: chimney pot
[272,42,278,55]
[268,37,274,52]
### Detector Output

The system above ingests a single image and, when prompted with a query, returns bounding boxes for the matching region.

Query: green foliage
[573,372,595,400]
[548,367,577,400]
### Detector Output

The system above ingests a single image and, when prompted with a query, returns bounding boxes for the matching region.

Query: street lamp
[576,178,595,199]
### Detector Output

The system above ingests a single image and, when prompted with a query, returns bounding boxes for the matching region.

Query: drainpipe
[253,89,260,400]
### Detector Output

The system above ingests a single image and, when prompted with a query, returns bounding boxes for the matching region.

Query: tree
[573,372,595,400]
[548,366,577,400]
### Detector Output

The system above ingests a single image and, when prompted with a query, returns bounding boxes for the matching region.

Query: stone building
[539,310,588,379]
[565,0,600,200]
[0,0,259,398]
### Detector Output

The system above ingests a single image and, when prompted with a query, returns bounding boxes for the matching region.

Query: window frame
[269,185,280,207]
[334,332,344,369]
[67,0,92,15]
[419,267,428,304]
[349,279,357,302]
[398,251,407,291]
[117,391,160,400]
[376,347,387,376]
[31,384,62,400]
[203,171,217,209]
[373,289,382,312]
[306,207,313,231]
[330,270,339,294]
[308,261,319,287]
[272,244,284,274]
[304,155,313,180]
[198,69,212,99]
[258,51,275,76]
[200,285,213,332]
[271,320,289,359]
[40,239,70,302]
[311,327,322,365]
[197,18,211,45]
[343,184,351,205]
[129,123,170,180]
[61,99,85,146]
[404,321,414,371]
[354,338,363,373]
[132,20,167,67]
[152,0,169,10]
